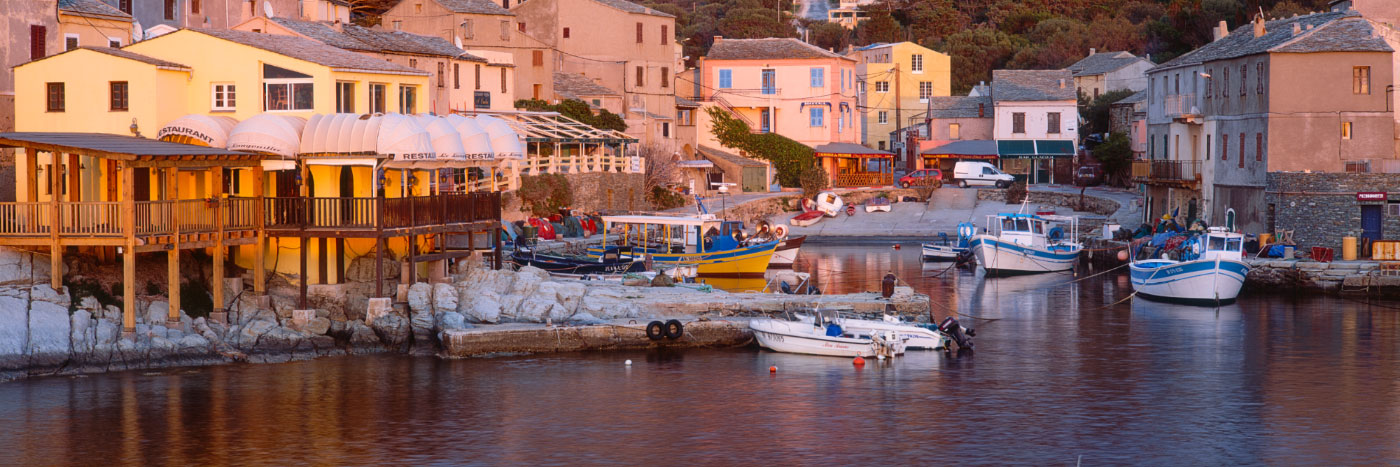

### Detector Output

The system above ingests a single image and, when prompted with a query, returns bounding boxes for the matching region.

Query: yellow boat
[587,215,779,278]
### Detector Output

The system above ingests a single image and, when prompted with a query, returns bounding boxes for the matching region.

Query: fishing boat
[750,312,904,358]
[796,313,952,350]
[814,191,844,217]
[769,234,805,268]
[510,248,645,277]
[969,213,1082,275]
[864,196,891,213]
[922,222,977,261]
[586,215,778,278]
[790,211,823,227]
[1130,227,1250,305]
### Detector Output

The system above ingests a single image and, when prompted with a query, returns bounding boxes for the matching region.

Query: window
[678,109,692,126]
[718,69,732,88]
[46,83,64,112]
[810,67,824,87]
[409,58,417,68]
[635,66,644,87]
[1174,73,1179,94]
[1205,68,1212,99]
[1349,161,1373,174]
[1222,134,1229,161]
[1255,133,1262,162]
[500,20,510,40]
[399,85,417,114]
[454,63,460,89]
[1238,133,1244,168]
[877,111,887,124]
[563,27,570,39]
[109,81,128,111]
[463,19,474,39]
[662,122,670,138]
[809,107,824,127]
[761,69,775,95]
[532,84,541,100]
[393,20,402,30]
[1047,112,1060,134]
[661,25,668,45]
[165,0,175,19]
[414,2,421,12]
[212,83,235,111]
[336,81,354,113]
[500,68,507,93]
[119,0,131,13]
[1257,63,1264,94]
[950,123,960,139]
[1342,121,1353,139]
[636,22,643,43]
[369,83,386,113]
[65,34,79,51]
[517,22,525,32]
[661,67,669,88]
[191,0,200,13]
[911,54,923,73]
[108,38,121,48]
[875,81,888,93]
[437,62,445,88]
[878,141,885,150]
[474,64,481,90]
[1206,134,1211,160]
[263,65,313,111]
[1012,112,1025,133]
[1240,65,1247,97]
[532,50,543,67]
[1355,67,1371,94]
[1222,68,1229,99]
[919,82,932,101]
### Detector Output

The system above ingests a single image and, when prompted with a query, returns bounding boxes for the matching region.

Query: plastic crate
[1311,247,1334,263]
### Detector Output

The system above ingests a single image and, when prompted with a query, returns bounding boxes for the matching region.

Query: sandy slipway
[0,244,928,380]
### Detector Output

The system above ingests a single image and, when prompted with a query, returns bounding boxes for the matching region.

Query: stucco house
[697,37,861,149]
[380,0,552,102]
[850,42,951,163]
[916,95,994,176]
[990,69,1078,184]
[1067,49,1154,99]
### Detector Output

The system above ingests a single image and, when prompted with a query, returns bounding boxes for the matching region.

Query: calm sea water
[2,242,1398,465]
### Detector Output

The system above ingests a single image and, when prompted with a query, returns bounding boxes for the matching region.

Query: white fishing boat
[797,313,950,350]
[1130,227,1250,305]
[769,234,805,268]
[750,312,905,358]
[922,222,976,262]
[970,213,1082,275]
[814,191,844,217]
[864,197,891,213]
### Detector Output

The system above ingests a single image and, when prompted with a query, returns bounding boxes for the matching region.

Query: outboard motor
[938,316,975,351]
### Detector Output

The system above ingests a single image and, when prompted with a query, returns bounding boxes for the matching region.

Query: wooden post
[49,153,62,292]
[121,163,136,334]
[166,167,180,324]
[374,186,384,297]
[210,167,225,315]
[298,164,309,308]
[252,165,266,295]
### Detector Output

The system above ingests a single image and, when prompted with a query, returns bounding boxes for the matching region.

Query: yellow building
[58,0,133,50]
[851,42,950,157]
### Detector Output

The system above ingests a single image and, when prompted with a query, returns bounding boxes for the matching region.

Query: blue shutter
[810,107,824,127]
[718,69,731,89]
[811,67,824,87]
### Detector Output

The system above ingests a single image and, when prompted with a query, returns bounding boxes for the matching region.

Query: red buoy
[853,356,866,366]
[769,366,777,373]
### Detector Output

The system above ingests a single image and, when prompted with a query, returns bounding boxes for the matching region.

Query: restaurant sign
[1357,192,1387,202]
[474,91,491,109]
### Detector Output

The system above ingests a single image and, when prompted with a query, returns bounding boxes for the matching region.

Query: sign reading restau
[1358,192,1387,201]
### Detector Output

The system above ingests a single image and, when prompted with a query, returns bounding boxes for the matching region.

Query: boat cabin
[1200,227,1244,261]
[985,213,1078,249]
[601,215,734,254]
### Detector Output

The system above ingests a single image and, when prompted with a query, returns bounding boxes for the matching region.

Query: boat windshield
[1015,219,1030,232]
[1226,238,1243,251]
[1208,236,1226,250]
[1001,218,1015,232]
[1031,220,1044,235]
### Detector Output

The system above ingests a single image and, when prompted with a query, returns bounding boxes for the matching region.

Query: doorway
[1362,204,1383,257]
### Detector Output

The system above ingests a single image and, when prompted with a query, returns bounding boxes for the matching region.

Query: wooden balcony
[833,172,894,188]
[264,192,501,237]
[1132,160,1201,187]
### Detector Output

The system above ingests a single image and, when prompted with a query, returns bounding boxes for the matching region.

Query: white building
[991,69,1078,184]
[1067,49,1154,99]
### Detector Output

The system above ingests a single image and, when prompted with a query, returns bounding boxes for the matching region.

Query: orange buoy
[769,366,777,373]
[1117,250,1129,261]
[853,356,866,366]
[893,244,901,250]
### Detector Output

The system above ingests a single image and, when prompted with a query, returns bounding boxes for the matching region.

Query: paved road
[798,0,828,21]
[664,191,793,216]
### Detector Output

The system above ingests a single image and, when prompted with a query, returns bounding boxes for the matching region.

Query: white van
[952,161,1015,188]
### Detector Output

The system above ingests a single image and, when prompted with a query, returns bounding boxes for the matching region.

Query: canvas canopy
[157,114,238,148]
[476,115,524,160]
[228,114,305,170]
[414,115,467,168]
[377,114,435,169]
[445,114,495,165]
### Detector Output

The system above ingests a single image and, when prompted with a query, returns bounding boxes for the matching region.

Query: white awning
[261,160,296,171]
[156,114,239,147]
[228,114,305,158]
[300,113,381,155]
[415,115,466,168]
[445,114,495,166]
[476,115,524,160]
[377,114,434,169]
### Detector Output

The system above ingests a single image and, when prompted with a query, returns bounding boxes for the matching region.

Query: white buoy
[625,359,632,366]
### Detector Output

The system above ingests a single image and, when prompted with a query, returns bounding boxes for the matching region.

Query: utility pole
[893,62,903,170]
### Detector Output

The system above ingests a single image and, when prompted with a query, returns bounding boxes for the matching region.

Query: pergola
[479,111,639,184]
[0,132,269,333]
[813,142,895,188]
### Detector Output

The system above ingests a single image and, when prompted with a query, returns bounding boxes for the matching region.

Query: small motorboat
[796,313,961,350]
[864,196,891,213]
[1130,227,1250,305]
[750,311,905,358]
[511,248,645,277]
[970,213,1083,275]
[814,191,844,217]
[922,222,976,261]
[790,211,824,227]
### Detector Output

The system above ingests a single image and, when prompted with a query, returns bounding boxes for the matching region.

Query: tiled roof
[81,46,190,68]
[1151,11,1357,72]
[342,24,485,60]
[1068,51,1149,77]
[698,145,766,168]
[707,38,849,61]
[554,72,619,100]
[58,0,131,19]
[1114,90,1147,105]
[270,18,366,50]
[1271,16,1393,54]
[925,96,991,119]
[675,96,700,107]
[991,69,1075,102]
[189,28,427,75]
[592,0,675,18]
[434,0,514,16]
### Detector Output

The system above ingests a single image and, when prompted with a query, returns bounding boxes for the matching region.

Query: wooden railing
[1132,160,1201,183]
[834,173,894,187]
[269,193,500,231]
[0,203,50,236]
[61,202,121,236]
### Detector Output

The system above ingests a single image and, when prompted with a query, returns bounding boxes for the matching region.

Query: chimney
[1253,15,1266,38]
[1214,20,1229,41]
[1089,47,1096,55]
[977,103,984,118]
[713,35,723,43]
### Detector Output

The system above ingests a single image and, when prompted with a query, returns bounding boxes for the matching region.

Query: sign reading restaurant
[157,125,217,146]
[1357,192,1387,201]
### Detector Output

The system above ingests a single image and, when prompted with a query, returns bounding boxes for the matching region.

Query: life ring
[664,319,684,339]
[645,321,666,340]
[756,220,772,235]
[1047,226,1064,242]
[773,225,788,239]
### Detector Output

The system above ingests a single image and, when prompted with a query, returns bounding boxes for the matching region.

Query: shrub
[515,98,627,132]
[1005,180,1028,204]
[517,173,573,217]
[799,166,830,197]
[648,185,688,210]
[706,107,816,187]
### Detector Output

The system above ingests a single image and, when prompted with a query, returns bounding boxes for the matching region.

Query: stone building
[916,95,993,175]
[1266,172,1400,252]
[1109,90,1147,159]
[1067,49,1154,99]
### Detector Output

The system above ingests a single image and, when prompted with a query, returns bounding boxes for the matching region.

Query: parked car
[1074,164,1104,187]
[899,169,943,188]
[952,161,1015,188]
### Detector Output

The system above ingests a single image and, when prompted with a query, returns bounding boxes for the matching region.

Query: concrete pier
[440,320,754,357]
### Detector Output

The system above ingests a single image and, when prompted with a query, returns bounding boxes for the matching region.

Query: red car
[899,169,943,188]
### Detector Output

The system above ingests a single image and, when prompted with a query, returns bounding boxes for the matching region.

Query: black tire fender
[664,319,684,340]
[645,321,666,340]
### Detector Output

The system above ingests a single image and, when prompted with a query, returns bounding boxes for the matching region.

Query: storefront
[921,140,997,180]
[814,142,894,188]
[996,140,1074,184]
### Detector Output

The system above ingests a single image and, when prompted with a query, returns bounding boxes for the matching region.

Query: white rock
[177,334,210,350]
[538,281,586,314]
[95,320,120,346]
[304,317,331,335]
[71,309,94,354]
[463,291,502,323]
[407,283,433,315]
[103,305,122,323]
[146,301,170,325]
[26,300,71,366]
[30,285,68,307]
[513,296,558,323]
[80,296,102,312]
[579,288,642,319]
[347,320,379,346]
[432,283,457,313]
[0,295,27,368]
[570,311,605,325]
[0,247,35,286]
[238,319,277,347]
[437,311,467,330]
[151,336,177,352]
[365,298,393,326]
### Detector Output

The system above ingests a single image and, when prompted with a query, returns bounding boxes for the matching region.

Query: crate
[1373,241,1400,261]
[1311,247,1334,263]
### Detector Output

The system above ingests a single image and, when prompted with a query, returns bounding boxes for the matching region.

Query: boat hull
[969,235,1080,275]
[1130,258,1249,305]
[768,236,805,268]
[920,243,963,261]
[586,240,778,278]
[865,204,890,213]
[796,315,947,350]
[511,252,646,276]
[749,319,873,357]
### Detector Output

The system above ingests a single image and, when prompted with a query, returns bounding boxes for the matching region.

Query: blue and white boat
[969,213,1082,275]
[1130,227,1249,305]
[921,222,976,261]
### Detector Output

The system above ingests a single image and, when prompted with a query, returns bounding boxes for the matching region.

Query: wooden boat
[864,196,891,213]
[586,215,778,278]
[511,249,645,277]
[970,213,1083,275]
[768,235,805,268]
[790,211,823,227]
[922,222,976,261]
[1130,227,1249,305]
[814,191,844,217]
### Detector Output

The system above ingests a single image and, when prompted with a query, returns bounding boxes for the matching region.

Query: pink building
[697,37,861,149]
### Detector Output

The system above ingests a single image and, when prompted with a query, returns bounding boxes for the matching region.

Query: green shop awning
[997,139,1075,159]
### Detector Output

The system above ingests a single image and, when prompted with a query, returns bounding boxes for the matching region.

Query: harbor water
[3,242,1399,464]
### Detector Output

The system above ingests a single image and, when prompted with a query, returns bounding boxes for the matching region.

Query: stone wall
[976,188,1121,216]
[502,172,651,222]
[1266,172,1400,250]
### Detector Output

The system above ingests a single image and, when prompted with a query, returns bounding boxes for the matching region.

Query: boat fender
[1047,227,1065,242]
[645,321,666,340]
[773,225,788,239]
[664,319,685,340]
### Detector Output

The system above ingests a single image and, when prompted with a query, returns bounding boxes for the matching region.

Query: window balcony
[1132,160,1201,185]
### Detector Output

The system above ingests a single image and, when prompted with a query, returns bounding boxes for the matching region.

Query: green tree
[517,174,573,217]
[809,21,850,52]
[854,9,902,45]
[1093,132,1133,187]
[514,98,628,132]
[1079,89,1137,138]
[705,107,815,187]
[942,27,1021,95]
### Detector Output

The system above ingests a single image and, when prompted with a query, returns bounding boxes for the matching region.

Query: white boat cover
[156,114,238,147]
[444,114,495,165]
[475,115,524,160]
[376,114,435,169]
[227,114,305,171]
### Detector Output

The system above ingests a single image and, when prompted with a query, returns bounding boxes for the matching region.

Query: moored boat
[768,235,805,268]
[750,313,904,358]
[586,215,778,278]
[970,213,1082,275]
[510,249,645,277]
[796,313,954,350]
[1130,227,1250,305]
[864,196,891,213]
[922,222,976,262]
[790,211,823,227]
[814,191,844,217]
